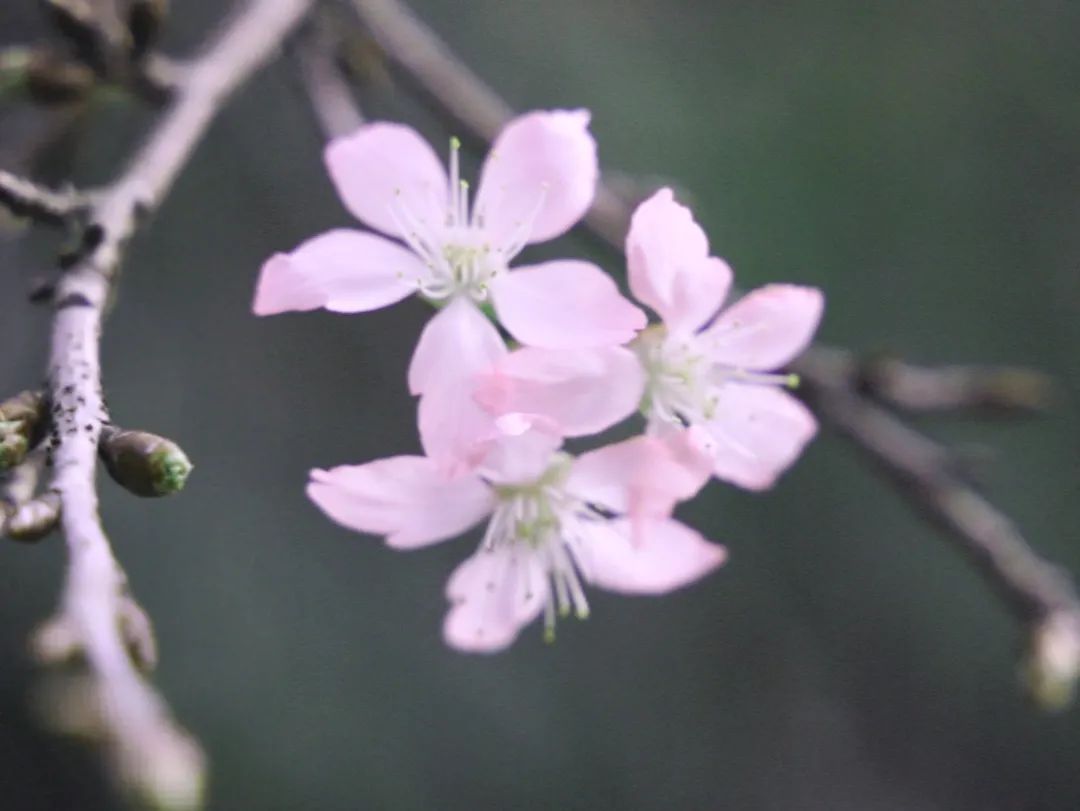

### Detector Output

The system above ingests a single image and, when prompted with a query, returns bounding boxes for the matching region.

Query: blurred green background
[2,1,1079,809]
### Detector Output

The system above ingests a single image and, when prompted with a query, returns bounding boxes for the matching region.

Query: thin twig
[293,15,366,140]
[0,168,90,226]
[343,0,1080,707]
[852,354,1056,417]
[32,0,314,807]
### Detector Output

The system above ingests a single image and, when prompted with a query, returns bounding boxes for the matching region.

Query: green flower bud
[99,426,192,497]
[5,491,61,542]
[0,429,30,470]
[0,390,44,471]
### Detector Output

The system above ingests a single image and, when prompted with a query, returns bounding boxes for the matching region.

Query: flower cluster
[254,110,824,652]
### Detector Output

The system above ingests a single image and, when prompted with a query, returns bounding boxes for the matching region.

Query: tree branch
[797,349,1080,708]
[851,354,1056,418]
[0,168,90,226]
[292,14,366,140]
[21,0,315,807]
[343,0,1080,708]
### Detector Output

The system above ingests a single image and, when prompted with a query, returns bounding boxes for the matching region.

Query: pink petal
[443,545,547,653]
[700,384,818,490]
[565,434,709,517]
[408,297,507,396]
[702,284,824,370]
[417,386,500,479]
[324,123,448,239]
[252,229,420,316]
[572,518,726,595]
[474,110,598,248]
[491,260,646,349]
[475,346,645,437]
[408,299,509,474]
[306,458,493,548]
[626,188,732,333]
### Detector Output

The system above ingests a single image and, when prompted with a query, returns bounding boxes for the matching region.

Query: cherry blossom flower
[252,109,645,353]
[476,188,824,491]
[627,190,823,489]
[307,431,725,653]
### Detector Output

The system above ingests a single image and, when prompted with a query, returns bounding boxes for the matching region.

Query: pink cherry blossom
[307,432,725,653]
[476,188,824,491]
[253,110,645,351]
[629,189,823,490]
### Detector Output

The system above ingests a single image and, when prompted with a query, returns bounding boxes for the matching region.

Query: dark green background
[2,2,1079,809]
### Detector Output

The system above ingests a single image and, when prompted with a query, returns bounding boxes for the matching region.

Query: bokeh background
[2,1,1079,809]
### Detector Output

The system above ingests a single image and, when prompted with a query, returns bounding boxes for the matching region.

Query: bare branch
[0,169,90,226]
[28,0,314,806]
[344,0,1080,708]
[293,15,366,139]
[798,351,1080,708]
[853,354,1056,418]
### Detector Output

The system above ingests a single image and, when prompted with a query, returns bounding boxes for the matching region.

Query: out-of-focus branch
[342,0,1080,708]
[0,168,91,226]
[852,354,1056,418]
[6,1,315,807]
[798,350,1080,709]
[293,14,366,140]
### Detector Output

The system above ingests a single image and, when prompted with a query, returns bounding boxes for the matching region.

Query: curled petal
[252,229,419,316]
[307,458,493,548]
[627,188,732,332]
[475,109,598,248]
[702,284,824,370]
[417,386,501,479]
[700,384,817,490]
[324,123,448,238]
[408,297,507,396]
[572,518,726,595]
[475,346,645,437]
[476,428,564,487]
[491,260,646,349]
[443,545,547,653]
[565,434,709,518]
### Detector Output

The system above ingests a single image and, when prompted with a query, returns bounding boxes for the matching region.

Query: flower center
[635,326,718,426]
[389,137,547,303]
[486,455,591,641]
[635,325,799,427]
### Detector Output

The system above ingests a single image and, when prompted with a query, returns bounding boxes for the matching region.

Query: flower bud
[0,390,45,471]
[99,426,192,497]
[1023,612,1080,711]
[0,432,30,470]
[5,491,61,542]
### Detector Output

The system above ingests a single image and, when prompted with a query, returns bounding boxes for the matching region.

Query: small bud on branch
[0,390,46,471]
[99,425,192,497]
[6,491,61,542]
[1023,612,1080,711]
